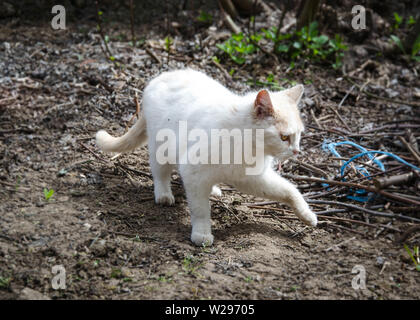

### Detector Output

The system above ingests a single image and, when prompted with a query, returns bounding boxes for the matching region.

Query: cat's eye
[280,134,289,142]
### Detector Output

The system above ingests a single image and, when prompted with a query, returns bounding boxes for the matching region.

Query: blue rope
[321,140,420,202]
[322,140,385,172]
[341,150,420,176]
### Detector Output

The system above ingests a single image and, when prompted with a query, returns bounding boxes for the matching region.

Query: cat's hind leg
[150,159,175,206]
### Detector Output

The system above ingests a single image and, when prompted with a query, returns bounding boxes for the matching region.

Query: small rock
[86,173,103,185]
[385,88,399,98]
[390,79,398,86]
[36,201,45,207]
[19,288,50,300]
[303,97,315,107]
[31,69,47,80]
[353,45,368,58]
[376,256,385,266]
[91,240,107,257]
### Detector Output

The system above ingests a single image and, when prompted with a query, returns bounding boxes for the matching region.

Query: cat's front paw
[191,232,214,246]
[299,209,318,227]
[155,192,175,206]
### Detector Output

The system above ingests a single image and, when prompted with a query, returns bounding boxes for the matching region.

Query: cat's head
[252,86,305,162]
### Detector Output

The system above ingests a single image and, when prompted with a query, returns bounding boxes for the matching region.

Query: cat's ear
[254,90,274,119]
[284,85,304,104]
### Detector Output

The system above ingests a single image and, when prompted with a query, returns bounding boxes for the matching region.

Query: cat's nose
[292,149,299,155]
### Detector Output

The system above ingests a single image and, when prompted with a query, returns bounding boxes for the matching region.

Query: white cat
[96,69,317,246]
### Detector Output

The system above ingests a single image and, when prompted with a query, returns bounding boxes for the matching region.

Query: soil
[0,4,419,300]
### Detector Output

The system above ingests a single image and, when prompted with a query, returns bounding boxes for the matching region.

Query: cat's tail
[96,116,147,153]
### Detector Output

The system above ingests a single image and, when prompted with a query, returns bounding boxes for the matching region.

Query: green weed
[404,244,420,271]
[43,188,54,201]
[217,21,347,69]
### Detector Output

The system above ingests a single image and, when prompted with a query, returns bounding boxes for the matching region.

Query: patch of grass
[0,276,11,289]
[390,34,420,61]
[404,244,420,271]
[247,73,284,90]
[290,285,299,292]
[197,10,213,24]
[110,268,123,279]
[157,274,173,283]
[145,285,156,292]
[15,175,21,190]
[182,255,203,276]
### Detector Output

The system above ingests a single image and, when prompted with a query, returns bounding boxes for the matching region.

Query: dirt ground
[1,5,419,300]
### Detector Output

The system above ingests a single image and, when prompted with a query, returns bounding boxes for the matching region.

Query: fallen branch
[307,199,420,223]
[373,172,414,190]
[282,173,420,206]
[145,46,162,65]
[399,136,420,166]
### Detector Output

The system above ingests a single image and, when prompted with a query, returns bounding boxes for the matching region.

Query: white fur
[96,69,317,246]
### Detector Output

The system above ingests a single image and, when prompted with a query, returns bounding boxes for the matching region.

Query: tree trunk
[219,0,239,19]
[296,0,321,30]
[403,18,420,54]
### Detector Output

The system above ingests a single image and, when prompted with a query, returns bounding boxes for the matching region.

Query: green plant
[247,73,283,90]
[269,22,347,69]
[0,276,11,289]
[110,268,122,279]
[15,175,21,191]
[412,35,420,61]
[197,10,213,24]
[393,12,403,29]
[404,244,420,271]
[217,21,347,69]
[157,274,173,283]
[43,188,54,201]
[216,33,259,65]
[182,255,203,276]
[164,36,173,53]
[390,34,420,61]
[390,35,406,54]
[131,234,142,242]
[212,56,221,64]
[407,15,416,26]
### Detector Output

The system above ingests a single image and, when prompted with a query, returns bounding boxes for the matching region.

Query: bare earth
[0,20,419,299]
